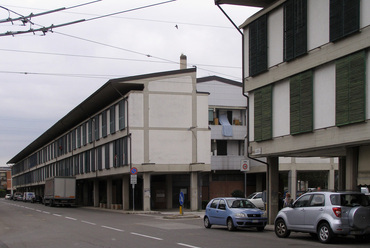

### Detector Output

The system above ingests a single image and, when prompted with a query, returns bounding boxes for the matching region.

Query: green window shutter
[336,51,365,126]
[249,15,268,77]
[290,70,313,134]
[330,0,359,42]
[254,85,272,141]
[119,100,125,130]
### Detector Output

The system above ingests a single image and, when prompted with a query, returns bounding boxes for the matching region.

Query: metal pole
[132,184,135,212]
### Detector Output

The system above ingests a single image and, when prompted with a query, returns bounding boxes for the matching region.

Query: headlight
[234,213,246,218]
[262,211,267,218]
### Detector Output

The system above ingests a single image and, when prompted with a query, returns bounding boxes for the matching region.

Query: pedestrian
[283,192,293,208]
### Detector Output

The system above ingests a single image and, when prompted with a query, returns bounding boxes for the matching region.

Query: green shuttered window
[284,0,307,61]
[330,0,359,42]
[254,85,272,141]
[336,51,366,126]
[249,15,268,77]
[290,70,313,135]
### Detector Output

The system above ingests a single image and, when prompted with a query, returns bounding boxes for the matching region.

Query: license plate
[252,220,259,223]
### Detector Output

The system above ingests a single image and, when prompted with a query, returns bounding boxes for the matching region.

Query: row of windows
[12,100,126,176]
[254,50,366,141]
[249,0,360,77]
[13,137,128,187]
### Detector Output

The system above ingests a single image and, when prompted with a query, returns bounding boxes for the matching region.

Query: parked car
[204,197,267,231]
[274,191,370,243]
[23,192,35,202]
[5,194,11,200]
[13,192,23,201]
[247,192,265,209]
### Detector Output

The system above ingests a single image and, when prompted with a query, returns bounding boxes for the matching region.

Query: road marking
[177,243,201,248]
[36,209,42,212]
[101,226,124,232]
[53,214,62,217]
[130,232,163,241]
[65,216,77,221]
[42,211,50,214]
[81,220,96,225]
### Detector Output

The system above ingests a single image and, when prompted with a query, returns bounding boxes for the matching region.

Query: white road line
[35,209,42,212]
[42,211,50,214]
[130,232,163,241]
[177,243,201,248]
[53,214,62,217]
[65,216,77,221]
[101,226,124,232]
[81,220,96,225]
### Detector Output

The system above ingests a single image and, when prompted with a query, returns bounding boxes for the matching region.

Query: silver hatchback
[274,191,370,243]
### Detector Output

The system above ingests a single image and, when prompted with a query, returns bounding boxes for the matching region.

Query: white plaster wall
[360,0,370,28]
[197,130,211,164]
[197,80,245,107]
[273,80,290,137]
[197,94,209,129]
[147,76,193,93]
[149,130,192,164]
[314,63,336,129]
[307,0,329,50]
[296,157,332,164]
[149,94,192,128]
[268,8,284,67]
[131,130,144,165]
[128,93,143,128]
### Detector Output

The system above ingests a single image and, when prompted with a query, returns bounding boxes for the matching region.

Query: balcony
[210,125,247,140]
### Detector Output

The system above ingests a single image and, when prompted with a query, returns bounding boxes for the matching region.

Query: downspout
[216,3,270,218]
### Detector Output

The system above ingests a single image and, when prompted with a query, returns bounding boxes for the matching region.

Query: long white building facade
[9,68,211,211]
[217,0,370,222]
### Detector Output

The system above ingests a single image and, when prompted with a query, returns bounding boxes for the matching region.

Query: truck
[44,176,76,207]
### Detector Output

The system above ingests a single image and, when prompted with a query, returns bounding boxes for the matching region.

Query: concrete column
[338,157,346,191]
[288,165,297,201]
[143,173,151,211]
[267,157,279,224]
[166,175,173,209]
[93,179,99,207]
[346,147,359,190]
[122,175,130,210]
[107,178,112,209]
[190,172,199,211]
[328,158,335,190]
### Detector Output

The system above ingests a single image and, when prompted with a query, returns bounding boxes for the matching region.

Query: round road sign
[130,167,138,175]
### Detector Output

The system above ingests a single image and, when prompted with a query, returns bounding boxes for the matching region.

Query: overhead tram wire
[0,0,177,37]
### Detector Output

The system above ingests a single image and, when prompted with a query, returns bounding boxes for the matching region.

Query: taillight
[332,207,341,217]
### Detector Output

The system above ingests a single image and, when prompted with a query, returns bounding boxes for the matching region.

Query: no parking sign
[240,160,250,172]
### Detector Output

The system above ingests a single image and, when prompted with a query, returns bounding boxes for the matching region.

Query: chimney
[180,54,187,69]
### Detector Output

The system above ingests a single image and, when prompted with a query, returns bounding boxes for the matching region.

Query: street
[0,199,369,248]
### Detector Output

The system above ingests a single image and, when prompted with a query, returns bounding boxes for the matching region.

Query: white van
[23,192,35,202]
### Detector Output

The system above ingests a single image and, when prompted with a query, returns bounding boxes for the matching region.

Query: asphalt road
[0,199,369,248]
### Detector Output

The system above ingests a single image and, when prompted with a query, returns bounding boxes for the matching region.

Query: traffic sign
[179,191,184,206]
[241,160,250,172]
[130,175,137,185]
[130,167,138,175]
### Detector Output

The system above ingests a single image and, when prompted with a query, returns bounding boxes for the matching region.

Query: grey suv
[274,191,370,243]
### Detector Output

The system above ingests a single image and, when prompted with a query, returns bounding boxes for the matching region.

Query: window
[290,70,313,134]
[82,123,87,146]
[309,194,325,207]
[119,100,125,130]
[102,110,107,138]
[218,199,226,210]
[97,146,102,171]
[105,143,110,169]
[294,194,311,208]
[88,119,93,143]
[284,0,307,61]
[336,51,365,126]
[110,105,116,134]
[210,199,219,209]
[254,85,272,141]
[216,140,227,156]
[94,115,100,141]
[249,14,267,77]
[330,0,360,42]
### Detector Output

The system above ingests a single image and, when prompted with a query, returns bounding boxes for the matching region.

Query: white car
[247,192,265,209]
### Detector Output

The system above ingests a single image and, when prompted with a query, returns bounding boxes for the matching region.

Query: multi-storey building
[217,0,370,222]
[8,67,211,211]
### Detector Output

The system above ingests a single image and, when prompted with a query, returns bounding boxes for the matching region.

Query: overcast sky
[0,0,259,166]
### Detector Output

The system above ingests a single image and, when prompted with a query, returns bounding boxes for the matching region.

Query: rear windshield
[330,194,370,207]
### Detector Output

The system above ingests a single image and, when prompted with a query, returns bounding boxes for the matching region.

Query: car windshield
[247,193,256,199]
[227,199,255,208]
[330,194,370,207]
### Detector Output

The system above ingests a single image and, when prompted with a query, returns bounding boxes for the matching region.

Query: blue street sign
[179,191,184,206]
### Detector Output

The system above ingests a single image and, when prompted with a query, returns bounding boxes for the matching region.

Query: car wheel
[275,219,290,238]
[204,216,212,228]
[317,222,334,243]
[227,218,236,231]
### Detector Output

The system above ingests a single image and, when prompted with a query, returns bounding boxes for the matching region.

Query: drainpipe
[216,3,270,216]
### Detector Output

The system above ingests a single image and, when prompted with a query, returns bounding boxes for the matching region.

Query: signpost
[179,191,184,215]
[130,167,138,211]
[241,160,250,198]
